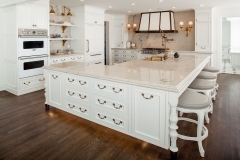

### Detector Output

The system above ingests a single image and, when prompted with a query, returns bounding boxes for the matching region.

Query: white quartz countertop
[50,53,84,58]
[111,48,142,51]
[43,55,210,92]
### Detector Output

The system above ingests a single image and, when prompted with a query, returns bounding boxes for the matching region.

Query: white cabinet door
[196,13,211,22]
[86,13,96,25]
[195,22,211,51]
[132,87,167,147]
[48,72,62,108]
[85,24,96,54]
[95,25,104,53]
[95,14,104,26]
[18,3,34,28]
[34,4,48,28]
[114,19,124,48]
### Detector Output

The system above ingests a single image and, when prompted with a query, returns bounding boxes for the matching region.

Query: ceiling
[50,0,240,15]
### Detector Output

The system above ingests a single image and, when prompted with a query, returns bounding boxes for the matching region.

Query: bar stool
[188,78,214,119]
[177,90,210,157]
[197,71,217,100]
[202,66,220,91]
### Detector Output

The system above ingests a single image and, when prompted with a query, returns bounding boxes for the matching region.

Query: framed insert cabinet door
[114,19,124,48]
[85,24,96,54]
[132,87,168,148]
[195,22,211,51]
[18,3,34,28]
[48,71,62,108]
[34,4,48,28]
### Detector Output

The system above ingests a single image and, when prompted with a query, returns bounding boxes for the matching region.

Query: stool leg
[197,111,205,157]
[210,102,213,114]
[204,111,210,124]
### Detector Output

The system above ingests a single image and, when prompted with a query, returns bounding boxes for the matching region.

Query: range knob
[27,31,31,34]
[32,31,36,34]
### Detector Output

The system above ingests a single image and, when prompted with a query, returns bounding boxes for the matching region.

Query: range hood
[136,11,178,33]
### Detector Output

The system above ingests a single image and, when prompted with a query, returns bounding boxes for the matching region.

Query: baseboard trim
[18,86,45,96]
[0,83,4,91]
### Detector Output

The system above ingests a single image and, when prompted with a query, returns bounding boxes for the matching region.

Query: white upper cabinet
[195,11,212,52]
[86,13,104,26]
[85,24,96,54]
[18,1,48,29]
[114,19,124,48]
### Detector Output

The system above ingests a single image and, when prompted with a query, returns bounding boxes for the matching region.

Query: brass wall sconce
[127,23,137,34]
[61,6,72,16]
[179,21,193,37]
[49,5,55,14]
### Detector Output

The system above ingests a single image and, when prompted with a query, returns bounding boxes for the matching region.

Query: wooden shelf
[50,38,76,46]
[50,23,76,27]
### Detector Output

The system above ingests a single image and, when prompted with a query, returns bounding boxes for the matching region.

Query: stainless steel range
[141,48,169,54]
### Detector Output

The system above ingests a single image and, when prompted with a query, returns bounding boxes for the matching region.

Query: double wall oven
[18,29,48,79]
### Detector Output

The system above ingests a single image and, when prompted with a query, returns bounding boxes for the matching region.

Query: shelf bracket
[62,26,67,33]
[62,40,67,46]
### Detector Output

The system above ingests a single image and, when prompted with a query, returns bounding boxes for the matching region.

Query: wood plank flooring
[0,73,239,160]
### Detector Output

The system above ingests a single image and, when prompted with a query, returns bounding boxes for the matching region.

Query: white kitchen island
[42,54,210,159]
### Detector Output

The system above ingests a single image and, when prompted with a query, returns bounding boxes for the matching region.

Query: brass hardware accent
[95,62,101,64]
[79,108,87,113]
[62,26,67,33]
[179,21,193,37]
[98,114,106,119]
[49,5,56,14]
[112,88,122,93]
[86,40,89,52]
[61,59,65,61]
[39,78,45,82]
[98,99,106,105]
[68,91,75,96]
[53,60,58,63]
[79,81,87,85]
[68,78,74,82]
[131,56,135,58]
[113,103,123,109]
[90,54,101,56]
[62,40,67,46]
[113,119,123,125]
[52,75,58,79]
[77,57,82,59]
[68,104,75,109]
[71,57,75,60]
[62,6,72,16]
[24,82,30,85]
[141,93,154,100]
[79,94,87,99]
[127,23,137,34]
[97,84,106,89]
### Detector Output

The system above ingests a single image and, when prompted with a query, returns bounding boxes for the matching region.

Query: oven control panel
[18,29,48,36]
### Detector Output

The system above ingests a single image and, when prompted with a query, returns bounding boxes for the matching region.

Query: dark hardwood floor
[0,74,240,160]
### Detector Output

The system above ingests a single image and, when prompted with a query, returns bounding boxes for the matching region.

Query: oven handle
[18,55,48,60]
[18,35,49,38]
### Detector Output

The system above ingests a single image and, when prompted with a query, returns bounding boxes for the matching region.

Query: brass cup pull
[68,78,74,82]
[98,99,106,105]
[113,103,122,109]
[68,104,75,109]
[39,78,45,82]
[79,108,87,113]
[53,60,58,63]
[61,59,65,61]
[79,94,87,99]
[79,81,87,85]
[52,75,58,79]
[113,119,123,125]
[71,58,75,60]
[141,93,154,100]
[68,91,75,96]
[24,82,30,85]
[112,88,122,93]
[98,114,106,119]
[98,84,106,89]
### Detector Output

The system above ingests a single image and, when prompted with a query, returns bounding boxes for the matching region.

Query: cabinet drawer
[75,55,84,62]
[121,54,137,59]
[59,57,70,63]
[92,94,129,116]
[19,75,45,90]
[91,108,129,134]
[113,53,120,58]
[50,58,61,64]
[113,58,121,63]
[86,60,104,66]
[115,44,124,48]
[65,101,91,120]
[195,46,211,51]
[92,79,128,100]
[65,74,90,91]
[65,88,91,106]
[86,53,103,62]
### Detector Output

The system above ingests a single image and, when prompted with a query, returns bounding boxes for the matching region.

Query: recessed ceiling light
[128,11,131,12]
[200,4,204,7]
[159,0,163,2]
[109,6,112,8]
[80,0,84,1]
[132,3,135,5]
[149,9,152,11]
[172,7,175,9]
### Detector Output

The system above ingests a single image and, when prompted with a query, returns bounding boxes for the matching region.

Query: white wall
[212,7,240,69]
[0,9,4,91]
[104,14,114,65]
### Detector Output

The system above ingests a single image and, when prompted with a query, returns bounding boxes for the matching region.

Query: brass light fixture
[127,23,137,34]
[62,6,72,16]
[179,21,193,37]
[49,5,55,14]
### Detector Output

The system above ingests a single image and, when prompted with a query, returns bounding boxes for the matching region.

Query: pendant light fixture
[49,5,55,14]
[62,6,72,16]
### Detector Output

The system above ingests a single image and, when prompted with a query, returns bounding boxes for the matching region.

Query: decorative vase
[174,52,179,58]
